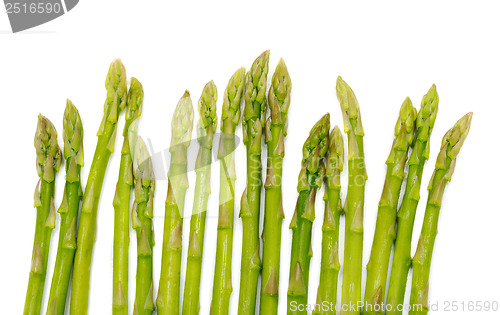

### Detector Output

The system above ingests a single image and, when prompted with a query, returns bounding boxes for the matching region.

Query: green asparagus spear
[313,126,344,315]
[364,98,417,314]
[337,76,367,315]
[211,67,245,315]
[182,81,218,315]
[157,91,194,315]
[112,78,144,315]
[287,114,331,315]
[132,137,156,315]
[70,59,127,315]
[238,50,270,315]
[386,86,439,315]
[46,101,84,315]
[409,113,472,315]
[24,115,62,315]
[260,58,292,315]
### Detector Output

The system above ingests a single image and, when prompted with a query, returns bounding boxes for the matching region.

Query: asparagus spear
[313,126,344,315]
[337,76,367,315]
[157,91,194,315]
[211,67,245,315]
[386,86,439,315]
[364,98,417,314]
[46,101,84,315]
[70,59,127,315]
[409,113,472,315]
[287,114,331,315]
[112,78,144,315]
[24,115,62,315]
[182,81,218,315]
[238,50,270,315]
[260,58,292,315]
[132,137,156,315]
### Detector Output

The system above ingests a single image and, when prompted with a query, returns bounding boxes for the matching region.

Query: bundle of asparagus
[20,57,473,315]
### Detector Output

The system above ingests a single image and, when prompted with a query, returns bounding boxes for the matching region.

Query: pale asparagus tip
[171,90,194,147]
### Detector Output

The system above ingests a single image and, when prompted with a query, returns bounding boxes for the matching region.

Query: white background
[1,1,499,314]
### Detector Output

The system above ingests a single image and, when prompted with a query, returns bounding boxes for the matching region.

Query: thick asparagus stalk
[386,85,439,315]
[409,113,472,315]
[287,114,331,315]
[182,81,218,315]
[70,59,127,315]
[112,78,144,315]
[132,137,156,315]
[337,76,367,315]
[238,50,270,315]
[24,115,62,315]
[313,126,344,315]
[364,98,417,314]
[211,67,245,315]
[46,101,84,315]
[260,58,292,315]
[157,91,194,315]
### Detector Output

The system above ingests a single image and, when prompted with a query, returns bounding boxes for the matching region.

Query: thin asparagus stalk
[386,85,439,315]
[287,114,331,315]
[182,81,218,315]
[46,101,84,315]
[24,115,62,315]
[132,137,156,315]
[409,113,472,315]
[70,59,127,315]
[157,91,194,315]
[112,78,144,315]
[238,50,270,315]
[313,126,344,315]
[364,98,417,314]
[337,76,367,315]
[211,67,245,315]
[260,58,292,315]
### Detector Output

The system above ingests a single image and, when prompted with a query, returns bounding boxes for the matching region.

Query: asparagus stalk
[238,50,270,315]
[337,76,367,315]
[313,126,344,315]
[260,58,292,315]
[157,91,194,315]
[132,137,156,315]
[364,98,417,314]
[24,115,62,315]
[70,59,127,315]
[409,113,472,315]
[287,114,331,315]
[386,86,439,315]
[46,101,84,315]
[182,81,218,315]
[211,67,245,315]
[112,78,144,315]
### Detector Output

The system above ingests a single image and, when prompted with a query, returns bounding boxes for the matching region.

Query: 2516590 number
[443,300,499,312]
[5,2,62,14]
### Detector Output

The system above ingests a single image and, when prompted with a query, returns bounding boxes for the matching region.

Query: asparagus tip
[171,90,194,146]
